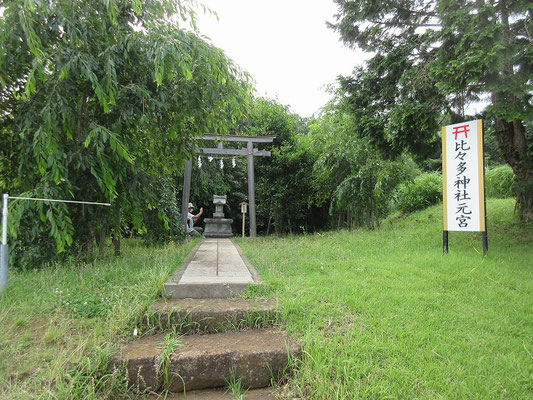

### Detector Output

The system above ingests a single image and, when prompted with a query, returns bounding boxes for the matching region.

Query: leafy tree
[0,0,251,267]
[305,104,414,229]
[236,98,322,235]
[331,0,533,221]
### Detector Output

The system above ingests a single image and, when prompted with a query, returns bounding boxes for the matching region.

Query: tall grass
[485,164,515,198]
[0,239,198,399]
[395,166,517,216]
[394,172,442,214]
[238,199,533,399]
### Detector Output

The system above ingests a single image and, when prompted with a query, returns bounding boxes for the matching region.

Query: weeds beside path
[1,199,531,399]
[0,239,198,399]
[237,199,533,399]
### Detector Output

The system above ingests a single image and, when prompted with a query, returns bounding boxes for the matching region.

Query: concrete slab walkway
[110,238,301,398]
[164,239,258,298]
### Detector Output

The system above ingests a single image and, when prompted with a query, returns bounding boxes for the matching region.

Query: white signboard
[442,119,486,232]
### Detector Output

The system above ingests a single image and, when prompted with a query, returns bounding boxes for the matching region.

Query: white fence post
[1,194,8,293]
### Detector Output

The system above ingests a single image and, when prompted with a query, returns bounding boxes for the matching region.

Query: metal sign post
[0,194,111,294]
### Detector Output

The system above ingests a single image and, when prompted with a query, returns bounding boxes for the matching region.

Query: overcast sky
[196,0,368,117]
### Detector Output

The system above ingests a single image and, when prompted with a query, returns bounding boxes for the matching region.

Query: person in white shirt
[187,202,204,237]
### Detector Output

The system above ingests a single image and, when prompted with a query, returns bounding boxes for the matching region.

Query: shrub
[395,172,442,214]
[485,165,515,198]
[143,177,185,244]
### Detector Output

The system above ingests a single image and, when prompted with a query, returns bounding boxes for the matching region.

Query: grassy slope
[1,199,531,399]
[237,199,533,399]
[0,239,199,399]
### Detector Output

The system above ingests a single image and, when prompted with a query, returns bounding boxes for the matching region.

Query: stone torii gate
[181,134,275,238]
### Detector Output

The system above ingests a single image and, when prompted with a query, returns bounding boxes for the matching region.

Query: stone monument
[203,195,233,238]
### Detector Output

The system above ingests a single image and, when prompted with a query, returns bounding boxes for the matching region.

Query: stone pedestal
[204,195,233,238]
[203,218,233,238]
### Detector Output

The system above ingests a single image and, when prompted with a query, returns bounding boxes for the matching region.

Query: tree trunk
[516,180,533,222]
[274,211,282,237]
[374,201,380,229]
[492,115,533,222]
[82,226,95,255]
[112,236,120,256]
[490,5,533,222]
[266,215,272,235]
[98,227,106,257]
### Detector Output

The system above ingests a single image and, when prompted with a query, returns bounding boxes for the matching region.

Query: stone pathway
[164,239,258,299]
[110,239,299,399]
[180,240,254,284]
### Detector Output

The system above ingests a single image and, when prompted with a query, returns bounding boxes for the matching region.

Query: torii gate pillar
[246,141,257,237]
[180,158,193,237]
[181,134,275,238]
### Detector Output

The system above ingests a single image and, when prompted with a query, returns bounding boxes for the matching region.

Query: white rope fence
[1,194,111,293]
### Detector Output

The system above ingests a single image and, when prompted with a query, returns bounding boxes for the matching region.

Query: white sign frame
[442,119,486,232]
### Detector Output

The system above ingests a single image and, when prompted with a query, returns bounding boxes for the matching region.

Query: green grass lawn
[237,198,533,399]
[0,239,199,399]
[1,199,531,399]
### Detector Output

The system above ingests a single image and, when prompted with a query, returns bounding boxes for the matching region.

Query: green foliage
[331,0,533,221]
[143,177,185,245]
[239,98,323,235]
[395,172,443,214]
[0,0,251,267]
[183,97,331,236]
[482,120,507,166]
[54,287,113,319]
[305,104,415,229]
[157,332,183,389]
[331,0,532,121]
[7,195,74,270]
[336,50,444,161]
[332,157,414,228]
[485,165,515,198]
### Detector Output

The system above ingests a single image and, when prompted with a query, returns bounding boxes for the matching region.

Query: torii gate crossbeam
[181,134,275,238]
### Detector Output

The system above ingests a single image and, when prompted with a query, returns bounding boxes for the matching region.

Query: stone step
[146,388,276,399]
[164,282,255,299]
[145,298,280,334]
[109,328,300,393]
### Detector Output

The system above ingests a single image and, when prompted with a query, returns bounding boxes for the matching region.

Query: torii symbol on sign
[452,124,469,140]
